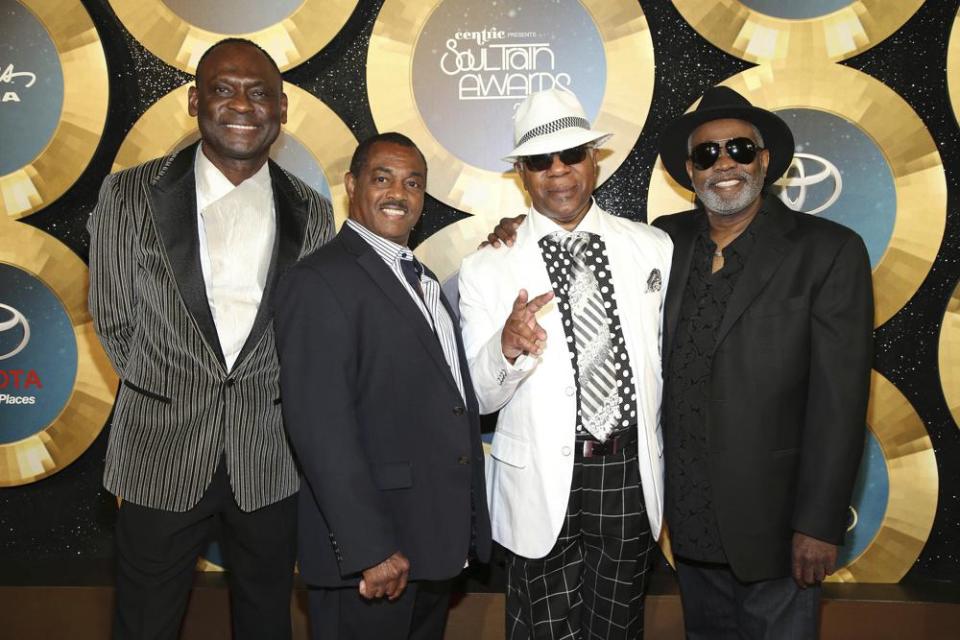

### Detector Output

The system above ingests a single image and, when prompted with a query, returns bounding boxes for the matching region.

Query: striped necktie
[558,232,620,442]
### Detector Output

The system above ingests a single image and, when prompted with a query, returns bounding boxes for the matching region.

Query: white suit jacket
[458,202,672,558]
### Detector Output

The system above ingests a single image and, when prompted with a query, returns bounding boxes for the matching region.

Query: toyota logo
[775,152,843,216]
[0,303,30,360]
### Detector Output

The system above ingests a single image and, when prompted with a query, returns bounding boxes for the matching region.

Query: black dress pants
[112,459,297,640]
[676,558,820,640]
[308,579,452,640]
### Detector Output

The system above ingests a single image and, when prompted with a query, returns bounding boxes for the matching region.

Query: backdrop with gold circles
[1,0,958,586]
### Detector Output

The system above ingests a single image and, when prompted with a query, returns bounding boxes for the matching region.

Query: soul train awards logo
[438,29,571,101]
[411,0,606,172]
[0,63,36,103]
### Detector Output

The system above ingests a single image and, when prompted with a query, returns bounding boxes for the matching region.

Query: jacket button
[225,378,235,387]
[561,446,571,456]
[457,456,470,465]
[453,406,465,416]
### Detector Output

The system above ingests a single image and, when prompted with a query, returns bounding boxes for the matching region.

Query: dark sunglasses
[521,145,590,172]
[689,137,761,170]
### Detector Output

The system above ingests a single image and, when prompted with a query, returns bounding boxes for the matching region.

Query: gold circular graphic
[947,7,960,129]
[647,63,946,328]
[368,0,655,222]
[939,280,960,431]
[828,370,938,583]
[0,221,118,486]
[112,82,356,228]
[107,0,358,73]
[0,0,109,220]
[671,0,922,64]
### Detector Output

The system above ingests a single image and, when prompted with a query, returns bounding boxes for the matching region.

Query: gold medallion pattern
[107,0,358,73]
[0,221,118,486]
[647,63,946,329]
[828,371,938,583]
[939,281,960,431]
[947,7,960,129]
[0,0,109,220]
[671,0,923,64]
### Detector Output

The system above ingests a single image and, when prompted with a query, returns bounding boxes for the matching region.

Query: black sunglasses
[521,145,590,172]
[689,137,761,170]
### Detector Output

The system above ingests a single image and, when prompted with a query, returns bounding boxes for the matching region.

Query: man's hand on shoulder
[480,214,526,248]
[791,532,837,588]
[501,288,553,363]
[359,551,410,601]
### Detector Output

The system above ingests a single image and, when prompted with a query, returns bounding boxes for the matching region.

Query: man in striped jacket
[87,39,333,639]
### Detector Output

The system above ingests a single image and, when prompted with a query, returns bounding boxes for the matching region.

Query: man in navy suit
[275,132,491,640]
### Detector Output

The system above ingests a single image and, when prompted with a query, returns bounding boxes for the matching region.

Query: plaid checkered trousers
[505,441,654,639]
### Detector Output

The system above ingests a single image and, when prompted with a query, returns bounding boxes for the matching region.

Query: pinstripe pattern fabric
[505,442,654,640]
[88,147,334,512]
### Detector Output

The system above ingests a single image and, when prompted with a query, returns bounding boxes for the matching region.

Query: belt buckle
[581,434,620,458]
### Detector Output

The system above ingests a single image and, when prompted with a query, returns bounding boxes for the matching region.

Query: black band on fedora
[516,116,591,147]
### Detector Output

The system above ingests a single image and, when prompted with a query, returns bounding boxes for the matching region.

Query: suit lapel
[431,265,477,410]
[342,226,461,396]
[662,214,698,357]
[234,162,308,367]
[147,142,226,370]
[712,198,796,351]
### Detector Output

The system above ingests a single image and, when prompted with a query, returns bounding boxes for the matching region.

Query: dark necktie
[400,255,425,303]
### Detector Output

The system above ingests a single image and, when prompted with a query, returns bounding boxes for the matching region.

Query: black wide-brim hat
[659,86,794,190]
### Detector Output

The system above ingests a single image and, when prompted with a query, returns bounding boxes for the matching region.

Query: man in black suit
[275,132,491,640]
[653,86,873,638]
[88,39,333,638]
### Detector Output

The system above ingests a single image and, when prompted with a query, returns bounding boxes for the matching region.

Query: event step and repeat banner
[2,0,959,584]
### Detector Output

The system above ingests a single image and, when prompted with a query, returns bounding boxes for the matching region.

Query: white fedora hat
[503,87,611,162]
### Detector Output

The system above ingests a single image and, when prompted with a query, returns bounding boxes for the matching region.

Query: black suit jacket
[654,194,873,582]
[274,224,492,587]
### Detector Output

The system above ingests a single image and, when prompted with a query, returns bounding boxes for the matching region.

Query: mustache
[705,169,750,189]
[380,200,408,213]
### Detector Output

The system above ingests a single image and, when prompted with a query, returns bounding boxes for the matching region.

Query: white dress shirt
[194,147,276,371]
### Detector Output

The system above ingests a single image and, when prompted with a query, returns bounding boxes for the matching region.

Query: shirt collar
[345,218,415,264]
[696,205,767,255]
[195,145,272,213]
[527,198,603,241]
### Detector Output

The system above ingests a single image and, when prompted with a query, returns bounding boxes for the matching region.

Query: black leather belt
[577,428,637,458]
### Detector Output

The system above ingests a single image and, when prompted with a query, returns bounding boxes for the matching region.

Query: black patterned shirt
[664,210,763,563]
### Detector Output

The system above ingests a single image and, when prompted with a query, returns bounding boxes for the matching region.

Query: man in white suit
[458,88,672,639]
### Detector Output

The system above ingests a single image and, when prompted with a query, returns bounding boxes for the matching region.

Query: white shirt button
[561,446,571,456]
[565,386,575,396]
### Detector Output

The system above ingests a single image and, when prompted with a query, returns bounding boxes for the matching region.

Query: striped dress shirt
[345,219,466,401]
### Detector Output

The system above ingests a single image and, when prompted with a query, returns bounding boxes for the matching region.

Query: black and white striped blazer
[88,142,334,512]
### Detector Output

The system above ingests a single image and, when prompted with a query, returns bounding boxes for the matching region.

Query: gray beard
[695,168,764,216]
